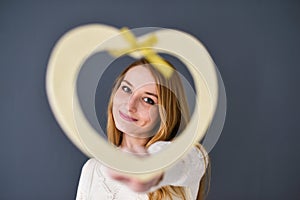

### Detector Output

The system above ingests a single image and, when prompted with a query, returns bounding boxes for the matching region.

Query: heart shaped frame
[46,24,219,177]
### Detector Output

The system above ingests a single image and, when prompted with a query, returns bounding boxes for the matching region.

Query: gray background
[1,0,299,199]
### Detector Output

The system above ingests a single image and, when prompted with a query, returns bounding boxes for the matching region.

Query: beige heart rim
[46,24,219,177]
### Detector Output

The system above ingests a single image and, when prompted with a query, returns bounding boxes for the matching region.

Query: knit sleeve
[75,158,98,200]
[147,141,207,195]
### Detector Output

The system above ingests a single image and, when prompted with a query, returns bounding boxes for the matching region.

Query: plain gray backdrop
[1,0,299,199]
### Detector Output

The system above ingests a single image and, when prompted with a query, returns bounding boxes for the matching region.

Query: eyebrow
[122,80,133,87]
[122,80,158,99]
[145,92,158,99]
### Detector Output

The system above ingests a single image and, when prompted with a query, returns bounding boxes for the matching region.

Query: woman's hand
[105,146,163,193]
[107,169,163,193]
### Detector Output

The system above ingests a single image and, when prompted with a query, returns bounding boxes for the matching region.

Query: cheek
[113,90,126,106]
[146,106,159,123]
[112,92,123,117]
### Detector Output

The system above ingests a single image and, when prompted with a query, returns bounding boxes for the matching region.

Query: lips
[119,111,138,122]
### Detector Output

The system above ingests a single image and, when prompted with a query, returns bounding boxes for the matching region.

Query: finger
[105,167,130,182]
[128,179,150,193]
[127,173,163,193]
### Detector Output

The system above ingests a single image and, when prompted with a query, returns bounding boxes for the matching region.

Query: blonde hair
[107,58,210,200]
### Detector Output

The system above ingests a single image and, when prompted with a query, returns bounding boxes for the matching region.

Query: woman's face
[112,65,160,138]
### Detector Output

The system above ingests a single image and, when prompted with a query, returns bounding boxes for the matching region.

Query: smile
[119,111,138,122]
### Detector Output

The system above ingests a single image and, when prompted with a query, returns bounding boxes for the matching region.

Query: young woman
[76,58,210,200]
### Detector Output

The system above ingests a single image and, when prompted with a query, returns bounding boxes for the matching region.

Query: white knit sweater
[76,142,206,200]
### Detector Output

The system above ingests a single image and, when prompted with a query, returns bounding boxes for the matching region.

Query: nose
[127,94,138,113]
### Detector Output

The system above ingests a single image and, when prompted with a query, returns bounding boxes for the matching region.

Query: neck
[120,133,149,151]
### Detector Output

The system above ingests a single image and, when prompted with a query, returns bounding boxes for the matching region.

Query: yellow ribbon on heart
[109,27,174,78]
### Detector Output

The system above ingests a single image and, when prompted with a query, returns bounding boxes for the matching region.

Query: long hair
[107,58,210,200]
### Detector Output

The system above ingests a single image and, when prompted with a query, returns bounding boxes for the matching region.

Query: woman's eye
[143,97,155,105]
[121,86,132,94]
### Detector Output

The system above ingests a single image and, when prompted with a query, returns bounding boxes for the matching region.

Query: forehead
[124,65,156,87]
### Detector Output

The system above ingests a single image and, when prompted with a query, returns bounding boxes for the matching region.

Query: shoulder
[192,144,209,171]
[79,158,102,178]
[82,158,100,168]
[148,141,208,164]
[149,142,208,197]
[149,142,209,178]
[76,158,101,199]
[82,158,99,169]
[147,141,171,154]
